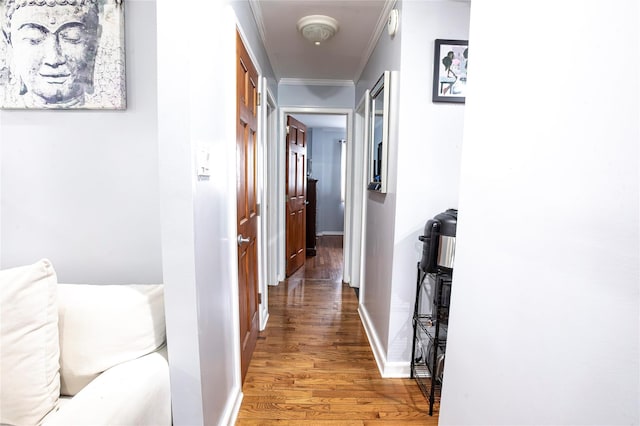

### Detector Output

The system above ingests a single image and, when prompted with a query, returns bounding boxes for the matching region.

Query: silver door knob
[237,234,250,246]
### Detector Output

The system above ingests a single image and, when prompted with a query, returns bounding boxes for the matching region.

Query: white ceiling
[248,1,470,129]
[249,0,394,83]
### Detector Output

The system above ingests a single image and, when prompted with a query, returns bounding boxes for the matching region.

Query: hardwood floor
[236,236,437,425]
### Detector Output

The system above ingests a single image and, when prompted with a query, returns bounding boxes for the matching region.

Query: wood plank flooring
[236,236,437,425]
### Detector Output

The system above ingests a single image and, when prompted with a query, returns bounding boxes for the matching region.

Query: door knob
[237,234,250,246]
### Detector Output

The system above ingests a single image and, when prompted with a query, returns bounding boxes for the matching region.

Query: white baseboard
[384,361,411,377]
[358,305,386,376]
[317,231,344,236]
[358,305,411,378]
[221,385,243,426]
[260,311,270,331]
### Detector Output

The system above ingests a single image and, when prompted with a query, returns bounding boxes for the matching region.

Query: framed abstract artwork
[0,0,126,109]
[432,39,468,103]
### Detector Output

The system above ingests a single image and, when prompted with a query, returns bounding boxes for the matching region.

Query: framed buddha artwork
[0,0,126,109]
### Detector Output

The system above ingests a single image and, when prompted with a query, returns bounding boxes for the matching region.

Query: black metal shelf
[410,263,451,416]
[414,314,448,346]
[411,363,442,399]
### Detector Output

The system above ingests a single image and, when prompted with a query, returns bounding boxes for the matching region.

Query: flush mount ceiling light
[297,15,339,45]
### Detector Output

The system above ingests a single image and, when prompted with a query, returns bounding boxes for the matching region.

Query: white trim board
[222,385,243,426]
[358,305,410,378]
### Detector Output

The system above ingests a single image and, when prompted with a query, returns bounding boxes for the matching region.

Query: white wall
[357,0,470,376]
[157,2,242,424]
[388,0,470,367]
[0,0,162,283]
[158,2,277,424]
[440,2,639,425]
[309,127,346,234]
[355,0,402,376]
[279,83,354,108]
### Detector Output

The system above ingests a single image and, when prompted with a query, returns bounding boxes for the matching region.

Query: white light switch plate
[197,145,211,177]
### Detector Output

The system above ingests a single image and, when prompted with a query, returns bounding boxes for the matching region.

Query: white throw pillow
[0,259,61,426]
[57,284,165,396]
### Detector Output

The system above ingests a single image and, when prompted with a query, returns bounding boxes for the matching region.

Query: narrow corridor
[236,236,436,424]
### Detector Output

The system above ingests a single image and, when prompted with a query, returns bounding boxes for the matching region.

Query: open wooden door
[285,115,307,276]
[236,31,259,383]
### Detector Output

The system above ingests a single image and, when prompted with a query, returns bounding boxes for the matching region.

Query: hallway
[236,236,437,424]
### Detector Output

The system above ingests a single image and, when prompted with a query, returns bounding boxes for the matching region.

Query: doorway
[235,30,260,384]
[284,115,308,277]
[259,84,278,330]
[272,107,364,291]
[291,113,345,269]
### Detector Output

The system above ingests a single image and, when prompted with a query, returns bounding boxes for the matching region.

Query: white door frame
[350,91,370,294]
[275,106,364,287]
[257,79,277,330]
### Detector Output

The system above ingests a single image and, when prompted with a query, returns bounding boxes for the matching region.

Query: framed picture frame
[432,39,468,103]
[0,0,126,110]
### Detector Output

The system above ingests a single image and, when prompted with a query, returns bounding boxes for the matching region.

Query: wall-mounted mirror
[367,71,391,193]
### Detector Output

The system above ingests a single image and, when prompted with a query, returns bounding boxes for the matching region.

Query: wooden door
[236,31,259,383]
[285,116,307,276]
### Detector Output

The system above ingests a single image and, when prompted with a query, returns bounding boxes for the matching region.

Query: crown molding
[353,0,397,82]
[248,0,267,43]
[248,0,280,77]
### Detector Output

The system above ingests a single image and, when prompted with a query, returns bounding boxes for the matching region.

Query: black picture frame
[432,39,468,103]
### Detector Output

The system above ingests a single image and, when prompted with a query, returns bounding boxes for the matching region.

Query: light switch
[197,145,211,177]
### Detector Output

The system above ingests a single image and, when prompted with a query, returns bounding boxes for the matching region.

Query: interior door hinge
[256,203,261,216]
[259,293,262,304]
[257,92,262,107]
[286,125,290,135]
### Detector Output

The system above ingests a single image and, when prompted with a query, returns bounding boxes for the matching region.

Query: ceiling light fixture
[297,15,339,46]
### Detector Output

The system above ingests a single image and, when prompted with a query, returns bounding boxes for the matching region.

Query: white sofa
[0,259,171,426]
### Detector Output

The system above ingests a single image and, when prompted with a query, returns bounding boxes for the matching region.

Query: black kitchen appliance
[419,208,458,274]
[411,209,458,414]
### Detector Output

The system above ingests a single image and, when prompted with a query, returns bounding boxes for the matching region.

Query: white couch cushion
[57,283,165,396]
[0,259,60,426]
[42,348,171,426]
